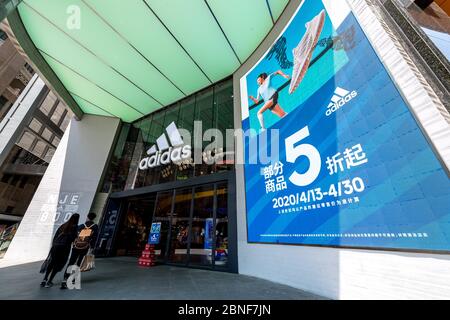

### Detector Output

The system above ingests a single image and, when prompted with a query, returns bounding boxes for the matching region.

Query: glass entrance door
[114,195,156,257]
[152,191,173,262]
[189,185,215,267]
[167,188,193,264]
[147,182,229,269]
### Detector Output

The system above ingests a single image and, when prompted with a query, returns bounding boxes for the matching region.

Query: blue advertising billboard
[239,0,450,251]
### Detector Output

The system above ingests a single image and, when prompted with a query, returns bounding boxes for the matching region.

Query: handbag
[80,250,95,272]
[39,252,52,274]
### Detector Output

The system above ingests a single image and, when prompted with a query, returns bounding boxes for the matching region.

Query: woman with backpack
[40,213,80,288]
[61,212,98,289]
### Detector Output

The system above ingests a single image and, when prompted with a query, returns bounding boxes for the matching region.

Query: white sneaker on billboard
[289,9,326,95]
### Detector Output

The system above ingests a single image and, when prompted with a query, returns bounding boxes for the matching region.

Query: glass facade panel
[213,81,235,173]
[176,96,196,181]
[115,195,156,257]
[194,89,215,177]
[152,191,173,261]
[102,124,134,193]
[189,185,215,267]
[167,188,192,264]
[215,182,228,269]
[132,120,150,189]
[178,96,195,133]
[145,111,165,186]
[102,78,234,193]
[108,182,229,270]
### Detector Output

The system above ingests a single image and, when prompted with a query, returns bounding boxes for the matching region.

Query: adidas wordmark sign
[139,122,192,170]
[325,87,358,116]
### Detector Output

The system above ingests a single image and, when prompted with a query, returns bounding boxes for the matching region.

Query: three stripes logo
[325,87,358,117]
[139,122,192,170]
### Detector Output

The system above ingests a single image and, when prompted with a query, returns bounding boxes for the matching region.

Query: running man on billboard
[249,70,290,130]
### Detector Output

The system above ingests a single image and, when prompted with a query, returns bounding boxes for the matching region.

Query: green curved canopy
[12,0,288,122]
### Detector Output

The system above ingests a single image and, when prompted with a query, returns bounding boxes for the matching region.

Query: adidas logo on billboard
[139,122,192,170]
[325,87,358,117]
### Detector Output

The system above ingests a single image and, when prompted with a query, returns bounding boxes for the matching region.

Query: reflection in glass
[144,111,166,185]
[167,188,192,264]
[189,185,215,266]
[100,78,234,192]
[213,81,235,173]
[159,104,181,183]
[152,191,173,261]
[215,183,228,268]
[195,89,215,177]
[115,195,156,257]
[132,120,150,189]
[177,96,196,180]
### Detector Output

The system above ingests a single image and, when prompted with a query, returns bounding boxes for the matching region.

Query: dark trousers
[63,247,89,280]
[44,260,59,282]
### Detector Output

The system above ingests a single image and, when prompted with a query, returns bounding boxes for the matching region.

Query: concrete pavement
[0,257,326,300]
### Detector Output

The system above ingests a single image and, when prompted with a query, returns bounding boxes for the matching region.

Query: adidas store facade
[95,78,238,272]
[3,0,450,299]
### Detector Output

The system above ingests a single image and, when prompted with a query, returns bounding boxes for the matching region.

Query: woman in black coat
[41,214,80,288]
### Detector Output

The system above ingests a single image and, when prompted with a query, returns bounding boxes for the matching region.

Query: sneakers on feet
[40,281,46,287]
[44,281,53,288]
[60,281,68,290]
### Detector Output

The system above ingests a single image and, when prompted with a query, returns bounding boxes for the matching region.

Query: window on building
[28,118,42,133]
[50,103,66,126]
[0,29,8,45]
[24,63,34,75]
[59,112,72,131]
[17,131,36,151]
[52,136,60,147]
[44,148,55,163]
[177,96,196,181]
[32,140,47,158]
[41,128,53,142]
[0,95,8,108]
[9,78,26,95]
[39,92,57,116]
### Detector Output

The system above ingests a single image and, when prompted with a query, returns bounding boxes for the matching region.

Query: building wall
[0,26,73,257]
[0,36,33,121]
[0,148,42,217]
[0,38,25,93]
[0,74,72,223]
[233,0,450,300]
[435,0,450,14]
[3,115,120,264]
